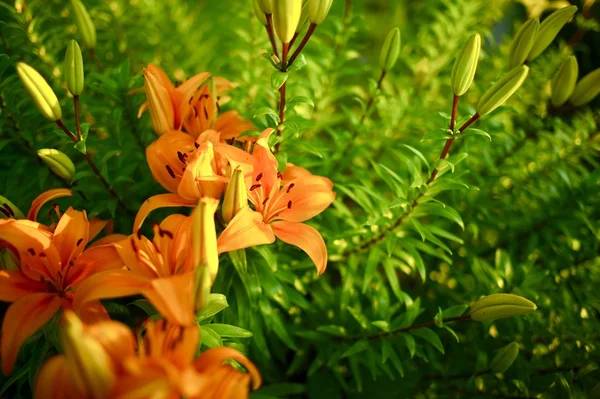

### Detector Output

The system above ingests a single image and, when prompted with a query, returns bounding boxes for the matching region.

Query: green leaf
[442,304,468,318]
[342,339,370,358]
[421,128,452,141]
[271,71,289,91]
[287,54,307,72]
[286,96,314,108]
[196,293,229,322]
[199,325,223,348]
[411,328,445,354]
[70,171,96,184]
[0,359,30,397]
[128,299,158,316]
[28,340,51,389]
[257,383,306,396]
[317,325,348,337]
[362,249,382,293]
[208,323,253,338]
[253,106,279,121]
[459,128,492,141]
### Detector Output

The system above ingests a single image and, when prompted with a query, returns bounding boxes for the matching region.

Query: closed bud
[192,198,220,281]
[16,62,62,121]
[308,0,333,25]
[527,6,578,62]
[476,65,529,116]
[0,195,25,219]
[222,167,248,224]
[508,18,539,68]
[490,342,520,373]
[470,293,537,322]
[570,68,600,107]
[252,0,268,25]
[257,0,274,14]
[551,56,578,107]
[60,311,115,398]
[273,0,303,44]
[65,40,84,96]
[451,33,481,96]
[297,0,310,33]
[70,0,96,49]
[379,28,401,72]
[37,149,76,181]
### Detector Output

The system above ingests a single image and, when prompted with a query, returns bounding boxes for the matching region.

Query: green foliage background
[1,0,599,398]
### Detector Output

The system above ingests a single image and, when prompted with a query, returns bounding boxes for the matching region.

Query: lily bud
[222,167,248,224]
[297,0,310,33]
[470,293,537,322]
[16,62,62,121]
[0,195,25,219]
[570,68,600,107]
[70,0,97,49]
[476,65,529,116]
[37,149,76,181]
[451,33,481,96]
[142,67,173,136]
[508,18,539,68]
[527,6,578,62]
[308,0,333,25]
[490,342,520,373]
[379,28,401,72]
[192,198,220,281]
[65,40,84,96]
[253,0,268,25]
[551,56,578,107]
[273,0,303,44]
[60,311,115,398]
[257,0,274,14]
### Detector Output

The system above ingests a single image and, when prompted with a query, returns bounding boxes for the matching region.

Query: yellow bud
[570,68,600,107]
[273,0,303,44]
[16,62,62,121]
[451,33,481,96]
[476,65,529,116]
[379,28,401,72]
[308,0,333,25]
[551,56,578,107]
[470,293,537,322]
[527,6,577,62]
[70,0,96,49]
[222,167,248,224]
[297,0,310,33]
[60,311,115,399]
[257,0,274,14]
[37,149,76,181]
[508,18,539,68]
[0,195,25,219]
[192,198,220,281]
[65,40,84,96]
[490,342,520,373]
[253,0,268,25]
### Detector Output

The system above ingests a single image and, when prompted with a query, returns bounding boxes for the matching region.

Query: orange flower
[0,207,122,375]
[218,129,336,274]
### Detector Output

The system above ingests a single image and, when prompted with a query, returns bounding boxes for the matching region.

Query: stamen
[194,142,200,149]
[192,106,198,118]
[286,183,295,193]
[203,94,210,99]
[177,151,187,164]
[130,238,138,253]
[203,106,209,119]
[256,173,263,182]
[262,197,269,205]
[287,200,292,209]
[166,165,176,179]
[28,248,35,255]
[3,203,14,217]
[250,184,261,191]
[277,172,283,180]
[76,238,83,247]
[160,229,174,239]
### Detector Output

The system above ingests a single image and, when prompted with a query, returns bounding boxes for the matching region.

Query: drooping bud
[0,195,25,219]
[60,311,115,398]
[65,40,84,96]
[257,0,274,14]
[476,65,529,116]
[16,62,62,121]
[451,33,481,96]
[551,56,578,107]
[253,0,268,25]
[508,18,539,68]
[273,0,303,44]
[527,6,578,62]
[37,149,76,181]
[192,198,220,281]
[297,0,310,33]
[490,342,520,373]
[379,28,401,73]
[570,68,600,107]
[469,293,537,322]
[222,168,248,224]
[308,0,333,25]
[70,0,97,49]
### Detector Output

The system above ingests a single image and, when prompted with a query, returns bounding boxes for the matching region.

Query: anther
[192,106,198,118]
[277,172,283,179]
[256,173,263,182]
[27,248,35,255]
[76,238,83,246]
[203,106,209,119]
[287,200,292,209]
[166,165,176,179]
[177,151,187,164]
[262,197,269,205]
[250,184,261,191]
[286,183,295,193]
[194,142,200,149]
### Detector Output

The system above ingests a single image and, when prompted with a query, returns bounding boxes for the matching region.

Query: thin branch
[275,42,290,153]
[265,14,280,59]
[73,96,83,141]
[288,23,316,67]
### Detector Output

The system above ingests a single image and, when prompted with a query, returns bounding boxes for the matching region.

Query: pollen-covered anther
[256,173,264,182]
[250,184,262,191]
[262,197,269,205]
[287,200,292,209]
[286,183,295,193]
[76,238,83,246]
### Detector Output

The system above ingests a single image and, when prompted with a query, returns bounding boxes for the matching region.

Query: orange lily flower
[138,63,210,136]
[0,207,122,375]
[218,129,336,274]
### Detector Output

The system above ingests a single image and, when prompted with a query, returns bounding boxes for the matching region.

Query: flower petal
[214,110,256,141]
[1,292,61,375]
[53,207,90,267]
[66,244,124,288]
[146,131,195,194]
[217,207,275,254]
[134,194,196,232]
[271,177,336,223]
[0,270,46,302]
[88,218,108,241]
[143,273,195,326]
[271,221,328,275]
[86,320,137,369]
[194,346,261,390]
[27,188,72,221]
[143,68,175,136]
[34,355,84,399]
[173,72,210,127]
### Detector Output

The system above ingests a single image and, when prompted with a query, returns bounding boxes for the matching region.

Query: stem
[360,70,387,124]
[265,14,280,59]
[287,23,317,67]
[275,42,290,153]
[343,0,352,24]
[289,32,299,50]
[55,120,79,143]
[74,96,82,141]
[89,49,103,71]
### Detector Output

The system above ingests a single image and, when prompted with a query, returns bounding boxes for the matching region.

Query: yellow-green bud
[297,0,310,33]
[0,195,25,219]
[70,0,97,49]
[222,167,248,224]
[451,33,481,96]
[37,149,76,181]
[490,342,520,373]
[470,293,537,322]
[192,198,220,281]
[570,68,600,107]
[508,18,539,68]
[379,28,401,72]
[551,56,578,107]
[16,62,62,121]
[476,65,529,116]
[308,0,333,25]
[253,0,268,25]
[257,0,274,14]
[65,40,84,96]
[527,6,578,62]
[273,0,303,44]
